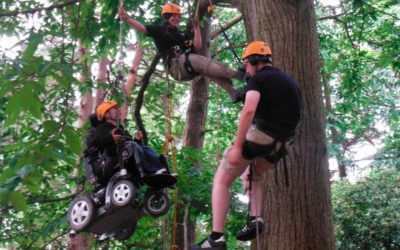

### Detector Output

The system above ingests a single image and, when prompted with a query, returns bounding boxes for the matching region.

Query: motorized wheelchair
[67,138,177,242]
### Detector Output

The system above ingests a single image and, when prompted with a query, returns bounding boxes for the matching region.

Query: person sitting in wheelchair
[84,100,177,189]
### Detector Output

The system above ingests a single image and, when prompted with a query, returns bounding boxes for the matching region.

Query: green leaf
[64,127,83,155]
[0,168,16,185]
[17,164,35,179]
[9,191,27,211]
[22,170,41,194]
[0,188,11,206]
[21,32,44,62]
[4,93,21,126]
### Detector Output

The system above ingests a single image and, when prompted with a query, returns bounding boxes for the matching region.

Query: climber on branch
[118,3,244,102]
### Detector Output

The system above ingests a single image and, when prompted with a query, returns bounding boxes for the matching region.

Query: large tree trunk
[174,3,213,249]
[241,1,335,249]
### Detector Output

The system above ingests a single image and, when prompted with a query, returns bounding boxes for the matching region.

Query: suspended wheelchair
[67,139,177,242]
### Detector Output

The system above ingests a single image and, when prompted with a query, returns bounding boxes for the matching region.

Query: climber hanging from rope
[118,2,245,103]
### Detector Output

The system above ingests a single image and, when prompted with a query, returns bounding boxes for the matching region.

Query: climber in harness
[84,101,177,188]
[118,3,244,102]
[192,41,302,249]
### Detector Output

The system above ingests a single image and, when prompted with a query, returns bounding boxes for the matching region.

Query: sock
[210,231,223,240]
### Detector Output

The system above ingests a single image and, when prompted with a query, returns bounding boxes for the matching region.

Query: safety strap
[183,52,198,75]
[271,142,289,188]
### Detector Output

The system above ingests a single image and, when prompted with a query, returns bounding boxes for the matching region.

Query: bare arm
[227,90,260,165]
[233,90,260,150]
[118,7,148,35]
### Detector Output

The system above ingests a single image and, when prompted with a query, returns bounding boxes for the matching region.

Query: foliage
[317,0,400,175]
[0,0,399,248]
[332,168,400,249]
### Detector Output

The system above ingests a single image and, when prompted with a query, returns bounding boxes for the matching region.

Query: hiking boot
[236,217,264,241]
[192,236,227,250]
[231,88,246,103]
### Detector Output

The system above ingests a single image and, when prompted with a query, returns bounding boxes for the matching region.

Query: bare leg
[250,157,275,216]
[212,166,237,232]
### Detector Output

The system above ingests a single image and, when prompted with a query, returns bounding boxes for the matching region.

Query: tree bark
[121,43,143,121]
[68,42,93,250]
[174,2,213,249]
[95,57,109,107]
[241,1,335,249]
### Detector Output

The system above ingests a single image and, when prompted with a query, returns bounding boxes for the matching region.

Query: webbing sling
[183,52,198,75]
[245,140,290,187]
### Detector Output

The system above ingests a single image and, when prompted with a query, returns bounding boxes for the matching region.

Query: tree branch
[318,13,345,21]
[0,0,80,17]
[134,54,161,145]
[211,15,242,39]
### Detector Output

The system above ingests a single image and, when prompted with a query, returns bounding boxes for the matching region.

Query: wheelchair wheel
[114,220,137,241]
[143,190,170,217]
[111,180,136,207]
[68,195,95,231]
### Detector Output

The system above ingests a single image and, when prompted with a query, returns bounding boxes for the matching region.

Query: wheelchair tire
[143,190,170,217]
[68,195,95,231]
[114,220,137,241]
[111,180,136,207]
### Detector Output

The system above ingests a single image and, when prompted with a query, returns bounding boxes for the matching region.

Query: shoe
[235,64,246,80]
[231,88,246,103]
[192,236,227,250]
[236,217,264,241]
[154,168,168,175]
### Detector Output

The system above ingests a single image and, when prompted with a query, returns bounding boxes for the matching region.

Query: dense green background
[0,0,398,248]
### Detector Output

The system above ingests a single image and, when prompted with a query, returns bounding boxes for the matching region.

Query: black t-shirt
[145,24,193,62]
[246,66,302,139]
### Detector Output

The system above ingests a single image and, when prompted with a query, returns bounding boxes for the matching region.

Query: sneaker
[154,168,168,175]
[236,217,264,241]
[192,236,227,250]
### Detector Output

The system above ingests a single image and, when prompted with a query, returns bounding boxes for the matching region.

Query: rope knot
[167,134,174,142]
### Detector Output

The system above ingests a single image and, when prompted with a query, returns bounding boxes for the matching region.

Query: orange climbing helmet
[161,3,181,16]
[96,101,118,121]
[242,41,272,59]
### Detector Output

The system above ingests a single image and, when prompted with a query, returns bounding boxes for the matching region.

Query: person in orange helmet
[118,3,244,102]
[85,101,176,187]
[192,41,302,249]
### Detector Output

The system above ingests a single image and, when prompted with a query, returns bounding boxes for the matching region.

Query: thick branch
[211,15,242,39]
[0,0,80,17]
[134,54,161,145]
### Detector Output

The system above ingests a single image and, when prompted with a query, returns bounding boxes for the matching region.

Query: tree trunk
[175,4,213,249]
[322,69,346,179]
[68,42,93,250]
[95,57,109,107]
[241,1,335,249]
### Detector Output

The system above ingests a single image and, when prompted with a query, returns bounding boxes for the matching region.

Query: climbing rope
[162,70,179,250]
[248,164,262,250]
[207,0,242,65]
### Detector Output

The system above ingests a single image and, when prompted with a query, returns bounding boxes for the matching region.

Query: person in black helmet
[192,41,302,249]
[118,3,244,102]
